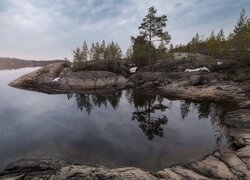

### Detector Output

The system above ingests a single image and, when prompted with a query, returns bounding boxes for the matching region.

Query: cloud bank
[0,0,249,59]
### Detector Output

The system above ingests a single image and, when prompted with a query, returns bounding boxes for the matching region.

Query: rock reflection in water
[67,89,228,144]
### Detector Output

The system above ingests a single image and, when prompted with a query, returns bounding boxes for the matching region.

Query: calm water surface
[0,68,230,171]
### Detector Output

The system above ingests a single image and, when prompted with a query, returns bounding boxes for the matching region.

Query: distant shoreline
[0,57,64,70]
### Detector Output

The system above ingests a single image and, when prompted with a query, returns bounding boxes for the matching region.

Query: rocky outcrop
[5,59,250,179]
[0,159,158,180]
[9,62,250,102]
[130,71,249,102]
[9,63,128,93]
[151,53,244,74]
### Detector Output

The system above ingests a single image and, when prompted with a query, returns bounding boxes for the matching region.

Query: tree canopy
[173,9,250,61]
[72,41,123,71]
[139,6,171,45]
[130,6,171,67]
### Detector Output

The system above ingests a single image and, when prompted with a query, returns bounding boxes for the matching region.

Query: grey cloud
[0,0,249,59]
[0,1,10,12]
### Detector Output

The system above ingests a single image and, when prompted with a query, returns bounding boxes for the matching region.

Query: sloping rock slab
[189,155,236,179]
[224,109,250,128]
[0,159,157,180]
[9,63,128,93]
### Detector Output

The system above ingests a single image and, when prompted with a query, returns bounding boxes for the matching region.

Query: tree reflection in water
[67,89,229,143]
[180,100,229,146]
[126,89,169,140]
[67,91,122,115]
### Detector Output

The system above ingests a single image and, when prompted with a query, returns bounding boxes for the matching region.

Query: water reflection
[67,90,169,140]
[0,68,232,171]
[67,89,229,143]
[67,91,122,115]
[126,90,168,140]
[180,100,228,145]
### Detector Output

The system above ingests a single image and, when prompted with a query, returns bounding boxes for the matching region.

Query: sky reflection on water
[0,68,230,171]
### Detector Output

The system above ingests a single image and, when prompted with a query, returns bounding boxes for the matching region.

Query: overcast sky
[0,0,249,60]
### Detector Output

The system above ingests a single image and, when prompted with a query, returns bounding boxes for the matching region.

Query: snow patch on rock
[130,67,138,73]
[185,67,210,72]
[217,62,223,65]
[52,77,60,82]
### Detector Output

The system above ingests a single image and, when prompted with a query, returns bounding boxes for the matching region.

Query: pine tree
[100,40,106,60]
[90,43,95,61]
[247,19,250,50]
[207,30,219,57]
[216,29,225,41]
[105,41,122,61]
[232,9,249,58]
[64,57,71,67]
[157,41,167,59]
[190,33,200,53]
[131,35,156,66]
[73,47,83,70]
[194,33,200,43]
[82,41,88,63]
[234,9,248,35]
[136,6,171,68]
[216,29,226,57]
[115,43,122,60]
[94,42,101,61]
[209,31,216,40]
[126,47,133,61]
[139,6,171,45]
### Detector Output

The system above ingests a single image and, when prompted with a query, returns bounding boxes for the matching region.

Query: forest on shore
[68,7,250,71]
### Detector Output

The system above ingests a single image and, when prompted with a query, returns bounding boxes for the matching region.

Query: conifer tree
[100,40,106,60]
[139,6,171,45]
[115,43,122,60]
[207,31,219,57]
[82,41,88,63]
[94,42,101,61]
[132,6,171,67]
[216,29,226,57]
[131,35,156,66]
[90,43,95,61]
[157,41,167,59]
[232,9,249,58]
[234,9,248,35]
[217,29,225,41]
[125,47,133,61]
[73,47,83,70]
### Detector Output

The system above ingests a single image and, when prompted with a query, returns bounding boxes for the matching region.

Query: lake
[0,67,230,171]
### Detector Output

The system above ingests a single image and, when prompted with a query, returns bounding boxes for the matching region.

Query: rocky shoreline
[1,102,249,179]
[9,60,250,102]
[3,60,250,179]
